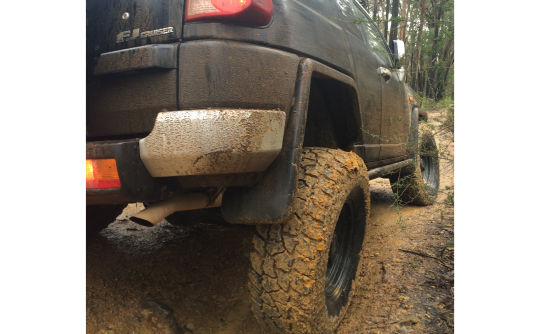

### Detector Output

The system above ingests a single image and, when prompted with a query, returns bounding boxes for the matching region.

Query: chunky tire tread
[249,148,370,334]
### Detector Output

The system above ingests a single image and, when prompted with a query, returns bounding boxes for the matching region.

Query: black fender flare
[222,58,361,225]
[408,107,419,159]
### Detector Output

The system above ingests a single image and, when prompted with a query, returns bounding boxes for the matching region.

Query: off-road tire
[86,204,125,237]
[249,148,370,334]
[390,123,440,206]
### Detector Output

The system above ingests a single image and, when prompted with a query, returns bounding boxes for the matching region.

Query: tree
[412,0,427,91]
[363,0,454,101]
[399,0,411,41]
[384,0,390,40]
[389,0,400,54]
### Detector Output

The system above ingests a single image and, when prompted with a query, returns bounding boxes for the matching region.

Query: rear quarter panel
[183,0,360,76]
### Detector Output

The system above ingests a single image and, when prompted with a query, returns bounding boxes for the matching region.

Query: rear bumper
[140,109,286,177]
[86,109,286,205]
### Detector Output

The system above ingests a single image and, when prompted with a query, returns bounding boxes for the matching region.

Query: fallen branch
[439,246,447,259]
[398,249,454,269]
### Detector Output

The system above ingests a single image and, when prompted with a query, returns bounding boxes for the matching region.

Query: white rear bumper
[139,109,286,177]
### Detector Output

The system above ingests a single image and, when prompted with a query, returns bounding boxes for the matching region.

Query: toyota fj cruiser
[86,0,440,332]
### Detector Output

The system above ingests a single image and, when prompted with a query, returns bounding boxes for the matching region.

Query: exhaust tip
[130,216,155,227]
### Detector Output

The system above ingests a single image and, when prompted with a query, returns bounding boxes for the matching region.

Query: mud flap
[222,148,300,225]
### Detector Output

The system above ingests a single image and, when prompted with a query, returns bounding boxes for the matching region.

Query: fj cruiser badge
[116,27,174,43]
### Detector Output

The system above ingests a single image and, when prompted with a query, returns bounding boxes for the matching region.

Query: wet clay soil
[87,114,454,334]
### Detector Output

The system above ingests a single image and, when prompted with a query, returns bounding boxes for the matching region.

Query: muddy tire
[390,123,440,206]
[86,204,125,237]
[248,148,370,334]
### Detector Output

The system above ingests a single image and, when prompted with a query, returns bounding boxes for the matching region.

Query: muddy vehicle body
[86,0,440,332]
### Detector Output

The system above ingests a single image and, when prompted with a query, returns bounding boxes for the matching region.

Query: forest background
[359,0,454,108]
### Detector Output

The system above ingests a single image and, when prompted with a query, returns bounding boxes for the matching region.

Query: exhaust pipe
[130,190,224,227]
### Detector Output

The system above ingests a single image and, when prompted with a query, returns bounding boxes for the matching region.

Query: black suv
[86,0,440,332]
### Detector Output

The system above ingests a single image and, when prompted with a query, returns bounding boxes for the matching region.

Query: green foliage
[420,95,454,110]
[362,0,454,101]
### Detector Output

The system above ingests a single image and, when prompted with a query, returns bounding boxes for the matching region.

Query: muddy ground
[87,113,454,334]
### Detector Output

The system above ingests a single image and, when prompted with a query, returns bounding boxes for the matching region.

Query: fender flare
[222,58,361,225]
[408,107,419,159]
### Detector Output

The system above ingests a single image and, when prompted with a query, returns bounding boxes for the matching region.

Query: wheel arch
[303,76,361,151]
[418,109,428,122]
[222,58,364,225]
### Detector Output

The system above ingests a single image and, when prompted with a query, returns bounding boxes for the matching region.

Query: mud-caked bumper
[140,109,286,177]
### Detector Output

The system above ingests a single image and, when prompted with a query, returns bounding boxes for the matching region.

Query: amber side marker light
[409,96,414,102]
[185,0,273,27]
[86,159,121,189]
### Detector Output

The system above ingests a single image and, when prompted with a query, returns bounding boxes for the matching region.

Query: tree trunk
[422,70,428,97]
[403,0,412,47]
[437,52,453,100]
[413,0,427,91]
[399,0,408,40]
[389,0,400,54]
[372,0,378,21]
[428,1,443,97]
[384,0,390,41]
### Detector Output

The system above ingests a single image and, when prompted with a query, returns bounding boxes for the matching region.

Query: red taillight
[185,0,273,27]
[86,159,121,189]
[213,0,249,12]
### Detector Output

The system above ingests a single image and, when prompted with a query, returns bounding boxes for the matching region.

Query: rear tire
[390,123,440,206]
[249,148,370,334]
[86,204,125,237]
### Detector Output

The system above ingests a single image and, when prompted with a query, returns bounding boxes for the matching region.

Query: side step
[367,159,413,180]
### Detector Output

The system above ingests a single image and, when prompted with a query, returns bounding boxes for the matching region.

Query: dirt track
[87,113,454,334]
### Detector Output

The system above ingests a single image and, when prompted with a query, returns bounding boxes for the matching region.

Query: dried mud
[87,115,454,334]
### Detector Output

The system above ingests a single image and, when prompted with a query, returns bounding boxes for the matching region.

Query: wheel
[86,204,125,237]
[248,148,370,334]
[390,122,440,206]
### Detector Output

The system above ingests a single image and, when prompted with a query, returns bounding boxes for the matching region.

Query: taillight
[185,0,273,27]
[86,159,121,189]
